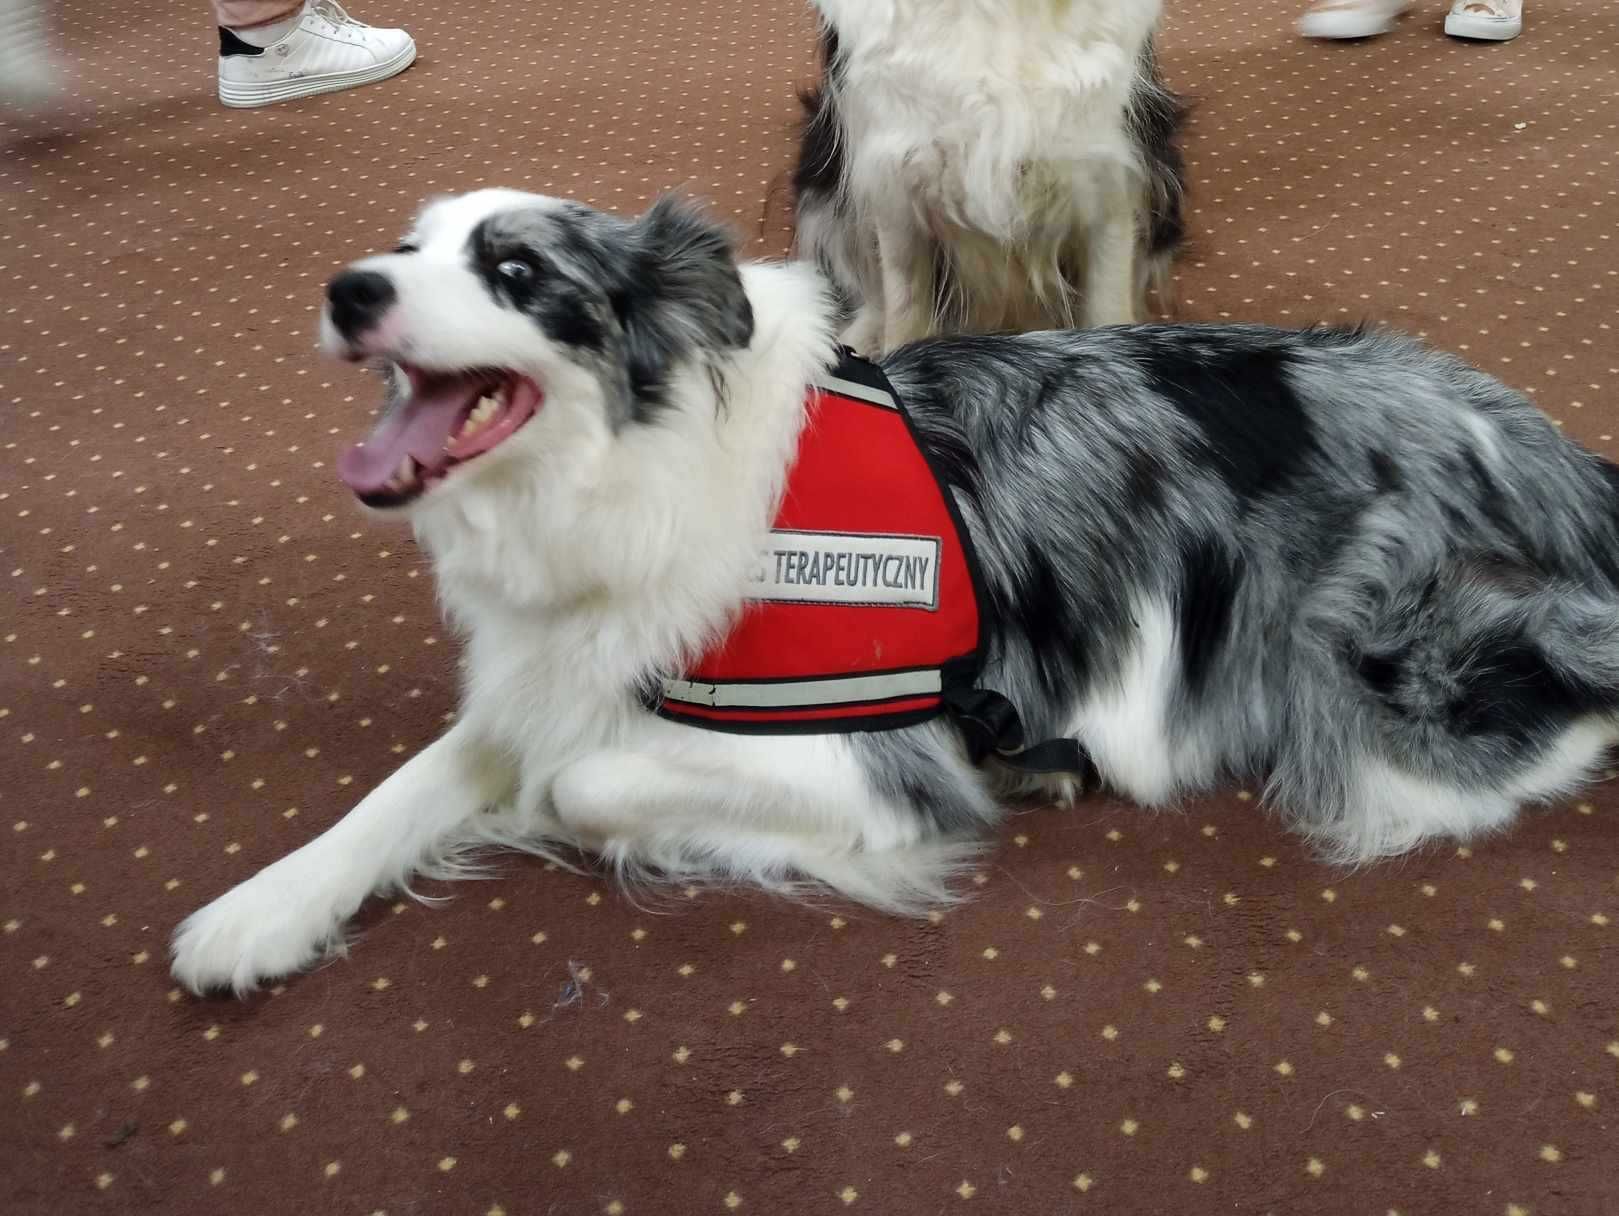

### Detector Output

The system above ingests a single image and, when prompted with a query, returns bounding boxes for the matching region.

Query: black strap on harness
[942,685,1097,783]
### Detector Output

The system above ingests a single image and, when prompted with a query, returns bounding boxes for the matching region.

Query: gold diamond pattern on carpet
[2,1,1616,1213]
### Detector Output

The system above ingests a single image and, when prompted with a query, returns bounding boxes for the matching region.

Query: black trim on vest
[874,347,990,669]
[219,27,268,57]
[653,705,943,738]
[940,685,1096,781]
[823,346,894,396]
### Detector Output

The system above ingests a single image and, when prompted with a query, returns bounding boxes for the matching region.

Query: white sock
[228,5,305,47]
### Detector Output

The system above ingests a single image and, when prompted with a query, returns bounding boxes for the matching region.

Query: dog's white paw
[171,864,352,997]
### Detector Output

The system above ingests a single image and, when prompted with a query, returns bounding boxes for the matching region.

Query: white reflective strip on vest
[662,667,942,709]
[815,373,897,411]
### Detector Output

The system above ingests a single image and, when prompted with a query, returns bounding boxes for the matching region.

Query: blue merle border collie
[174,189,1619,995]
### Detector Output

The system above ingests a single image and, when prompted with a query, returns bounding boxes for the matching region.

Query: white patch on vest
[746,529,941,610]
[815,374,897,411]
[663,667,942,709]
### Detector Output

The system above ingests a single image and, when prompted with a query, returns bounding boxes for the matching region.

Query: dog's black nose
[326,270,397,341]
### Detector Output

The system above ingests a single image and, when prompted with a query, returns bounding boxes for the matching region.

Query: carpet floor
[2,1,1616,1213]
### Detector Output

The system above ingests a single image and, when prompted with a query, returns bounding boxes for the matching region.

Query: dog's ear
[615,197,754,418]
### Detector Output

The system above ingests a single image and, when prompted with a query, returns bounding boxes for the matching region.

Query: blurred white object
[1299,0,1414,39]
[0,0,65,112]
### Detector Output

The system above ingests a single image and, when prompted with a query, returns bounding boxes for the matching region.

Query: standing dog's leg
[840,302,884,356]
[1082,205,1140,327]
[171,722,516,995]
[875,215,936,351]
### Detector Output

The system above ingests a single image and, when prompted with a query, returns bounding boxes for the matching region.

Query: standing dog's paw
[838,307,882,358]
[170,867,350,997]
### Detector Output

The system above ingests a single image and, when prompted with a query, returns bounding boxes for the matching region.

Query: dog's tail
[1129,39,1192,318]
[1140,248,1179,320]
[1272,560,1619,863]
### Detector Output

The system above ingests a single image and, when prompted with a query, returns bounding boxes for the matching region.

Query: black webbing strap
[942,686,1097,781]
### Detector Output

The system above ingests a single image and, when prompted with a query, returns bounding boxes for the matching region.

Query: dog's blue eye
[497,258,536,284]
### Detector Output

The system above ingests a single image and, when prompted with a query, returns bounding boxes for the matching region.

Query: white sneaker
[217,0,416,109]
[1299,0,1413,39]
[1444,0,1522,41]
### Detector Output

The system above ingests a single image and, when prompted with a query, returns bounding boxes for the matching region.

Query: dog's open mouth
[336,367,543,507]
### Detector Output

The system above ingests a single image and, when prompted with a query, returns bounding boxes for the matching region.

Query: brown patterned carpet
[3,1,1618,1213]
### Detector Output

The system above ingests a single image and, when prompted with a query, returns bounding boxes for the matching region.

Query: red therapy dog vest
[657,353,983,733]
[654,354,1089,781]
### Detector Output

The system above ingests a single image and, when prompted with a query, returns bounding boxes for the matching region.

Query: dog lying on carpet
[793,0,1188,352]
[173,189,1619,995]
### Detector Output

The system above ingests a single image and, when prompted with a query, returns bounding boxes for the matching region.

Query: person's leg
[1444,0,1522,41]
[216,1,417,109]
[213,1,301,26]
[214,1,302,57]
[1299,0,1413,39]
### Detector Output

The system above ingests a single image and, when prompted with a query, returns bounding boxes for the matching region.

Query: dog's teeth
[457,397,500,441]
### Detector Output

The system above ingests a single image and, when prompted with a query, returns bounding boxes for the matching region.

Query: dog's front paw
[171,864,352,997]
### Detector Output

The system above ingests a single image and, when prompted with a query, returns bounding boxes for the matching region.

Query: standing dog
[174,190,1619,995]
[793,0,1188,353]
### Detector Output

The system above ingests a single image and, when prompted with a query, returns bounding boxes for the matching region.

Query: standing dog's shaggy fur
[793,0,1188,353]
[174,190,1619,995]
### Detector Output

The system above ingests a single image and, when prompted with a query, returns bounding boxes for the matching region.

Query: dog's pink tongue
[337,379,479,495]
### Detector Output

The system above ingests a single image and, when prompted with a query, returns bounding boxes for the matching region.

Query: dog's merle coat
[462,198,756,427]
[872,323,1619,857]
[1125,39,1190,271]
[173,191,1619,993]
[442,195,1619,859]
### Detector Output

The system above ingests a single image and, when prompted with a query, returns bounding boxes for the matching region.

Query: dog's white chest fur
[820,0,1162,241]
